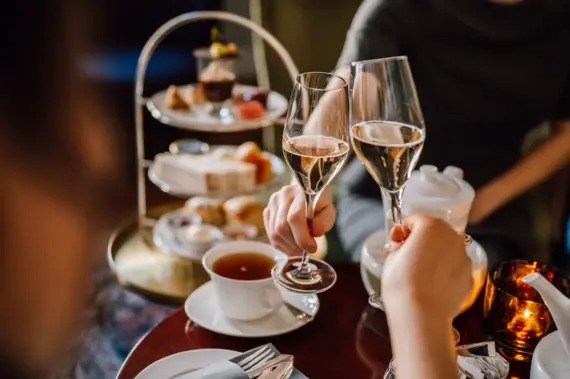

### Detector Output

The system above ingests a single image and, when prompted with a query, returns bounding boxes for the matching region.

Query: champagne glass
[273,72,350,293]
[350,57,425,308]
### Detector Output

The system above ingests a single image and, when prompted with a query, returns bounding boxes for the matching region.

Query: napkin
[178,344,308,379]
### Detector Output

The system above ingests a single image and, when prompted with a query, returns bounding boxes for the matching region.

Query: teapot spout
[523,273,570,358]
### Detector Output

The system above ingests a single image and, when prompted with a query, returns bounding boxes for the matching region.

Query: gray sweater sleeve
[336,0,402,69]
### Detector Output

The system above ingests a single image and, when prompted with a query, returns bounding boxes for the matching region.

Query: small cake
[235,141,262,162]
[234,142,272,184]
[185,197,225,226]
[154,153,256,195]
[243,90,269,108]
[223,196,265,231]
[238,101,264,119]
[199,60,235,103]
[165,85,189,110]
[253,154,273,184]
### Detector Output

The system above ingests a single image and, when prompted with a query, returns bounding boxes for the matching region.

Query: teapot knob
[443,166,464,180]
[420,165,438,182]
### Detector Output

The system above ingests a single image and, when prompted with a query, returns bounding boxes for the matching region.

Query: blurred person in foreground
[0,1,121,378]
[265,0,570,261]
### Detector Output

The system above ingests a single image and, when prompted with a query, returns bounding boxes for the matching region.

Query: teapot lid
[403,165,475,215]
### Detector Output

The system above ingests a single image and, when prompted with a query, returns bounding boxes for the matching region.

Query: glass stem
[382,188,404,227]
[298,193,316,276]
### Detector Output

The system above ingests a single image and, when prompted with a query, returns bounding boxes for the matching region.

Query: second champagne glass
[350,56,426,308]
[273,72,350,294]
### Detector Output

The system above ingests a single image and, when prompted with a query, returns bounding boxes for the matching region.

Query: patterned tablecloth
[71,270,175,379]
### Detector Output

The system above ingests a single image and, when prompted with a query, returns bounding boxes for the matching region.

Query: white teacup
[202,240,286,321]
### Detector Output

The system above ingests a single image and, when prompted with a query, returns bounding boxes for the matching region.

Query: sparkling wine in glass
[350,57,425,308]
[273,72,350,294]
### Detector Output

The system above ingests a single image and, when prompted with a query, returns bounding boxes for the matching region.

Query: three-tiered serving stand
[107,11,327,303]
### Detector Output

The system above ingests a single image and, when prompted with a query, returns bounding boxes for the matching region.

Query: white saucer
[185,281,319,338]
[135,349,239,379]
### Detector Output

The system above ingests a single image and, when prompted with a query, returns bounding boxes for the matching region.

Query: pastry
[185,197,226,226]
[191,84,206,105]
[223,196,265,231]
[165,85,189,110]
[253,154,273,184]
[238,101,264,119]
[234,142,272,184]
[235,141,262,162]
[154,153,256,195]
[199,60,235,103]
[243,90,269,108]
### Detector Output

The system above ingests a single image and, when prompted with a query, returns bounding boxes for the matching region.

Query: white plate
[147,84,288,132]
[185,281,319,338]
[148,146,288,198]
[135,348,240,379]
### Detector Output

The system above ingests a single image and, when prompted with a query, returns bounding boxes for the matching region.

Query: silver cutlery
[238,345,276,372]
[247,354,294,378]
[171,346,275,379]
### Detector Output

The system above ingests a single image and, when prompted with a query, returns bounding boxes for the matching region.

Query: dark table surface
[116,262,531,379]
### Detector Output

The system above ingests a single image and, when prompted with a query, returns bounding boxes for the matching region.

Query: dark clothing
[336,0,570,258]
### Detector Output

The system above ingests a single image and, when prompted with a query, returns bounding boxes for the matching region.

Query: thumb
[311,203,336,237]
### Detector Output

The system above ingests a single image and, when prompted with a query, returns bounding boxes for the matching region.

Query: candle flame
[523,309,531,319]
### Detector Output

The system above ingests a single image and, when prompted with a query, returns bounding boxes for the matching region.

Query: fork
[237,345,276,372]
[246,354,294,378]
[172,346,275,379]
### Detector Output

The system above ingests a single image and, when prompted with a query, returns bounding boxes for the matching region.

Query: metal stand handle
[134,11,300,228]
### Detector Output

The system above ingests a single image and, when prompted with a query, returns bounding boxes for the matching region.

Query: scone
[223,196,265,231]
[185,197,225,226]
[165,85,189,110]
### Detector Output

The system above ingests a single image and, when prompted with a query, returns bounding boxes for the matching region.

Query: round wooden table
[117,263,531,379]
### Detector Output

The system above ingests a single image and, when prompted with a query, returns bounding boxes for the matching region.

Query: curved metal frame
[134,11,299,227]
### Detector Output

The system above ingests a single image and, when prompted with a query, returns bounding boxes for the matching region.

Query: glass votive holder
[483,259,570,361]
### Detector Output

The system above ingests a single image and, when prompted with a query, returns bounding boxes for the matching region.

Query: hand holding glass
[273,72,350,294]
[350,57,425,308]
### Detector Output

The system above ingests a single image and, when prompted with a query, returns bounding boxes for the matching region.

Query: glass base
[368,293,384,310]
[272,257,337,294]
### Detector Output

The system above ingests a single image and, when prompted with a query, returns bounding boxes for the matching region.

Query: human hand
[263,184,335,256]
[382,215,473,321]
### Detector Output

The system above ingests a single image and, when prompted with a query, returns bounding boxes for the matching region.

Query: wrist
[386,301,457,379]
[385,293,452,329]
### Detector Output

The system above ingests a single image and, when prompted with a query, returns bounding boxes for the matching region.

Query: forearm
[386,302,457,379]
[484,124,570,208]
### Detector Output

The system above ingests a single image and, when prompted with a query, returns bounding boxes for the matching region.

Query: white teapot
[523,273,570,379]
[360,165,486,313]
[401,165,475,231]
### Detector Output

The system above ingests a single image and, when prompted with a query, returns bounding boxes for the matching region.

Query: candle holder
[483,259,570,361]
